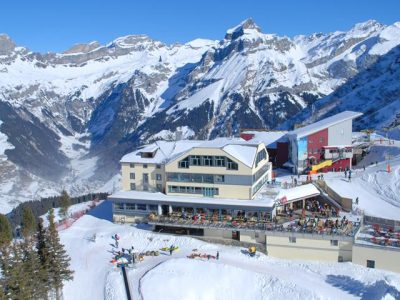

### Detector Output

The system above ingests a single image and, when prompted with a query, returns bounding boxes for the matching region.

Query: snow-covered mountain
[1,18,400,212]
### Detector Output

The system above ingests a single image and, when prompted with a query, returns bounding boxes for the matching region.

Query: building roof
[275,184,320,204]
[289,111,363,139]
[108,190,275,210]
[120,137,264,168]
[242,131,288,149]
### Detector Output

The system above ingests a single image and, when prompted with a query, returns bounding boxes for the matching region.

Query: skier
[207,254,211,260]
[363,165,366,171]
[355,197,359,205]
[344,170,347,178]
[216,251,219,260]
[169,245,174,256]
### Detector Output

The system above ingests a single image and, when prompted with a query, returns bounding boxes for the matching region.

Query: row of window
[288,237,338,246]
[129,163,162,169]
[255,149,267,167]
[168,185,219,196]
[130,173,162,181]
[178,155,238,170]
[130,183,163,192]
[166,172,224,184]
[328,149,352,153]
[114,202,158,212]
[309,137,325,144]
[252,163,269,183]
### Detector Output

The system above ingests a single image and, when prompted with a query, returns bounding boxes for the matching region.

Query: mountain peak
[349,19,384,36]
[225,18,261,40]
[0,34,16,55]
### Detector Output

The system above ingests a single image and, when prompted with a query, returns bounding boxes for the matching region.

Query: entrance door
[161,205,169,216]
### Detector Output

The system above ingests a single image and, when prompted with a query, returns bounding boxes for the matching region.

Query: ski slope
[60,215,400,300]
[324,142,400,221]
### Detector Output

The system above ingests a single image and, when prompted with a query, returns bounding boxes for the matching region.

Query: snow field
[60,215,400,300]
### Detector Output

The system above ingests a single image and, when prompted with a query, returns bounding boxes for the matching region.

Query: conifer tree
[21,207,36,239]
[59,190,71,221]
[0,214,12,249]
[46,209,73,300]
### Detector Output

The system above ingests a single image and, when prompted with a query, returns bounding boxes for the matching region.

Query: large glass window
[115,203,124,210]
[156,174,162,181]
[130,163,135,168]
[130,183,136,190]
[203,156,214,166]
[130,173,135,179]
[256,149,267,167]
[136,204,146,210]
[215,175,224,182]
[215,156,225,167]
[227,158,238,170]
[156,184,163,192]
[126,203,136,210]
[190,155,201,166]
[149,204,158,211]
[178,157,189,168]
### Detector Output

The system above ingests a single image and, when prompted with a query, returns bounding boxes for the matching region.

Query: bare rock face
[63,41,102,54]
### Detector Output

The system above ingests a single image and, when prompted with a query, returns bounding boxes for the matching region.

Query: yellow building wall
[266,235,346,262]
[164,181,252,200]
[121,162,165,192]
[352,245,400,273]
[165,145,271,200]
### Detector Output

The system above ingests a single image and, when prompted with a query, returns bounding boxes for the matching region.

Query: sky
[1,0,399,53]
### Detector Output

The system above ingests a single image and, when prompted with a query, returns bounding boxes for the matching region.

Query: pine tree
[21,207,36,239]
[46,209,73,300]
[36,218,51,297]
[0,214,12,249]
[59,190,71,221]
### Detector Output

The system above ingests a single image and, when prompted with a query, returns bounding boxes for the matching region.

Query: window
[256,149,267,167]
[203,156,214,166]
[149,204,158,211]
[130,183,136,190]
[367,260,375,268]
[227,158,238,170]
[143,173,149,183]
[156,184,163,192]
[289,237,296,243]
[215,156,226,167]
[115,203,124,210]
[215,175,224,182]
[143,164,148,168]
[143,185,149,191]
[130,163,135,168]
[309,140,314,144]
[130,173,135,180]
[126,203,135,210]
[330,240,338,246]
[136,204,146,211]
[178,157,189,168]
[156,164,161,169]
[190,155,201,166]
[156,174,162,181]
[319,137,324,143]
[255,232,259,238]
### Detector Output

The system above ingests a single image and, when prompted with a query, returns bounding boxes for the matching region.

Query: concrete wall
[352,244,400,273]
[113,213,147,224]
[240,232,266,244]
[121,162,165,192]
[328,119,352,146]
[266,235,350,262]
[203,228,233,239]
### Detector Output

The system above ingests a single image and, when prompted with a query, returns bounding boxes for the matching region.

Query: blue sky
[1,0,399,52]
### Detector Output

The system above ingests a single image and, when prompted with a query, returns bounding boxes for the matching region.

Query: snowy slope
[60,215,400,300]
